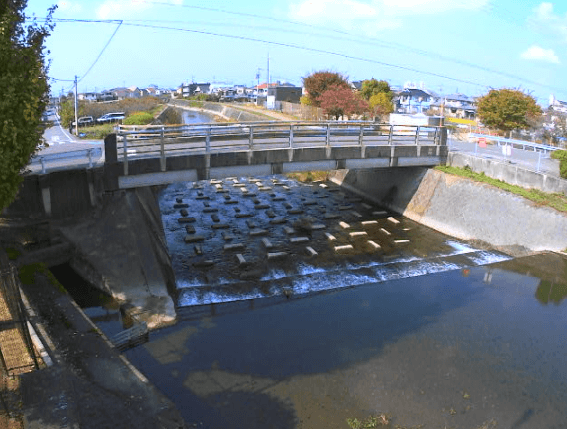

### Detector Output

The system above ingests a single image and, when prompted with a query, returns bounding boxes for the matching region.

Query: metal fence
[116,121,445,176]
[280,101,325,121]
[0,264,38,376]
[29,147,103,174]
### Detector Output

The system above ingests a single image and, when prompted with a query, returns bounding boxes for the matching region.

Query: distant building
[430,93,477,120]
[181,82,211,97]
[78,92,97,102]
[549,94,567,114]
[267,85,301,110]
[394,87,432,114]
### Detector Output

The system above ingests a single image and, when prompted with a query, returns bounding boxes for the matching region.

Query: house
[394,87,432,114]
[267,85,301,110]
[549,95,567,114]
[430,93,477,120]
[78,92,97,102]
[97,91,116,102]
[181,82,211,97]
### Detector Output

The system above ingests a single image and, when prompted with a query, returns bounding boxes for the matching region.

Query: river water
[74,113,567,428]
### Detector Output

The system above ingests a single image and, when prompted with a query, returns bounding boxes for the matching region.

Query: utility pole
[74,75,79,136]
[266,53,270,108]
[255,68,261,105]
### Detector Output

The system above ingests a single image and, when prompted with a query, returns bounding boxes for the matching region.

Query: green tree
[302,71,349,107]
[369,92,394,120]
[0,1,55,210]
[318,85,369,120]
[477,89,541,137]
[360,79,392,101]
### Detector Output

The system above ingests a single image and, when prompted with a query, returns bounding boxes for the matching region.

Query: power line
[78,20,122,83]
[42,16,565,98]
[119,2,566,94]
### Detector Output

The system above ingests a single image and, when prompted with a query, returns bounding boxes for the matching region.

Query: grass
[18,262,67,293]
[435,165,567,212]
[286,171,330,182]
[78,124,115,140]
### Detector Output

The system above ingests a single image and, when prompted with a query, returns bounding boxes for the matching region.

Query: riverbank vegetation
[435,165,567,212]
[286,171,330,182]
[551,150,567,179]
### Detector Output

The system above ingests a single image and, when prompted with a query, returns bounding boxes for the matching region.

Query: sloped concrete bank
[169,100,271,122]
[57,187,177,329]
[329,167,567,253]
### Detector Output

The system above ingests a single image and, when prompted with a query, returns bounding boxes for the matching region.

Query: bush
[552,150,567,179]
[123,111,154,125]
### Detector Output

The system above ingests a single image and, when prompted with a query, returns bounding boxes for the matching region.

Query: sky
[25,0,567,105]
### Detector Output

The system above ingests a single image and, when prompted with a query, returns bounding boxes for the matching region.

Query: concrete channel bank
[329,166,567,253]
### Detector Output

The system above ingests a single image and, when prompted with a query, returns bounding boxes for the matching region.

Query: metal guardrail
[116,121,445,176]
[110,321,149,352]
[30,147,103,174]
[469,133,560,153]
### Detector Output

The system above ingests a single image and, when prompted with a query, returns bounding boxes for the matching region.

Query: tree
[369,92,394,120]
[360,78,392,101]
[302,71,349,107]
[0,1,55,210]
[477,89,542,137]
[318,85,369,120]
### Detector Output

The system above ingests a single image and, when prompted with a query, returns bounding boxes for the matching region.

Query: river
[59,113,567,428]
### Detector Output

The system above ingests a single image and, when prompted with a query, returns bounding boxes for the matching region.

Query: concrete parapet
[330,167,567,252]
[447,152,567,195]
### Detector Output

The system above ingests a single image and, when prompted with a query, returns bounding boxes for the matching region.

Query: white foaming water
[445,240,477,255]
[260,269,288,281]
[466,251,511,265]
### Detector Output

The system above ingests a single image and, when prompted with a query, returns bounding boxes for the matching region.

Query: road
[447,136,559,176]
[28,113,104,174]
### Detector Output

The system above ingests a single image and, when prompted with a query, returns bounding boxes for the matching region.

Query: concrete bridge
[104,121,448,189]
[6,121,447,219]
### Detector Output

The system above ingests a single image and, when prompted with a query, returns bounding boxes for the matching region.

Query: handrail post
[123,134,129,176]
[415,126,420,145]
[206,125,211,154]
[40,157,46,174]
[359,124,364,146]
[249,126,254,150]
[160,126,166,172]
[388,125,393,145]
[326,123,330,146]
[88,149,93,168]
[289,124,294,147]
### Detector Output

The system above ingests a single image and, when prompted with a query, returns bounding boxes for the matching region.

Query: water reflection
[126,256,567,428]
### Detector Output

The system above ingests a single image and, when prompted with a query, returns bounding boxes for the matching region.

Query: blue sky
[26,0,567,105]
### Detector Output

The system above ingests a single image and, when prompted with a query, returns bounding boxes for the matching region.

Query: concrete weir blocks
[184,235,205,243]
[290,237,309,243]
[267,252,287,260]
[334,244,354,252]
[262,238,273,249]
[224,243,245,251]
[368,240,381,250]
[306,246,318,256]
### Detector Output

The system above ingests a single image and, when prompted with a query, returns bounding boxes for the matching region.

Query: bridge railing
[116,121,445,176]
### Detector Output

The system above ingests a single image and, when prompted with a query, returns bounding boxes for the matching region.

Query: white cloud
[520,45,560,64]
[530,2,567,42]
[96,0,183,19]
[289,0,489,33]
[57,1,83,14]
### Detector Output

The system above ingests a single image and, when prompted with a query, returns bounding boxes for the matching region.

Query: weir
[157,175,510,319]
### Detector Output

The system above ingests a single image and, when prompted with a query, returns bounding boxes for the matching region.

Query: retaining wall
[330,167,567,252]
[170,100,270,122]
[447,152,567,195]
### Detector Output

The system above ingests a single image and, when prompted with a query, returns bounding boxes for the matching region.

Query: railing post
[359,124,364,146]
[388,125,393,145]
[537,150,542,172]
[289,124,294,147]
[40,157,46,174]
[123,134,129,176]
[326,123,330,146]
[415,126,420,145]
[88,149,93,168]
[206,125,211,153]
[249,126,254,150]
[160,126,166,172]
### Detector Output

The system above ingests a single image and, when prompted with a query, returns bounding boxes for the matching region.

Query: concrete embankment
[56,187,177,330]
[169,100,272,122]
[330,167,567,253]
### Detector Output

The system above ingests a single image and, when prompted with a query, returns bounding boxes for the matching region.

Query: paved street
[448,136,560,176]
